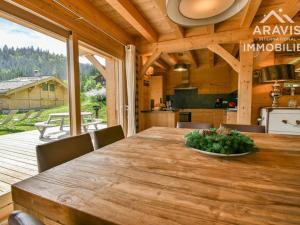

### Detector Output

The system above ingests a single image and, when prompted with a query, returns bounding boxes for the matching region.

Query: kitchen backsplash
[168,89,237,109]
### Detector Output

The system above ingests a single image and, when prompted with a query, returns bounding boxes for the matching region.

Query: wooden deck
[0,125,106,222]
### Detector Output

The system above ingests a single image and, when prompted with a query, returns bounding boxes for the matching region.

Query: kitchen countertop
[263,107,300,110]
[141,108,238,113]
[141,110,179,113]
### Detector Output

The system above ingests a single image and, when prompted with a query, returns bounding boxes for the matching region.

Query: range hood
[174,68,197,90]
[260,64,296,83]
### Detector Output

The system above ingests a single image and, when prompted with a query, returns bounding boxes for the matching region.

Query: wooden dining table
[12,127,300,225]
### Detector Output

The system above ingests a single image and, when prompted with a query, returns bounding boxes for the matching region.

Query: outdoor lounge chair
[13,110,34,122]
[0,110,18,126]
[28,110,44,120]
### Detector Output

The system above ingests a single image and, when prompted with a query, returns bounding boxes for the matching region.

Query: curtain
[125,45,136,136]
[115,59,126,131]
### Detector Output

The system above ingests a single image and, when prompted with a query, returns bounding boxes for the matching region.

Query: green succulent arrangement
[185,128,255,155]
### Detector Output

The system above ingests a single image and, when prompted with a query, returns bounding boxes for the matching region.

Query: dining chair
[220,124,266,133]
[93,125,125,150]
[8,211,44,225]
[36,133,94,172]
[176,122,213,129]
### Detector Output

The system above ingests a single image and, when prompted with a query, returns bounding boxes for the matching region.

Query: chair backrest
[220,124,266,133]
[177,122,213,129]
[93,125,125,150]
[36,133,94,172]
[8,211,44,225]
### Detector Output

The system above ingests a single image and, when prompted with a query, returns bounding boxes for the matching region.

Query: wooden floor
[0,125,107,222]
[0,129,45,222]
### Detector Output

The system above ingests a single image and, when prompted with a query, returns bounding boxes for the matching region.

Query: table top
[48,112,92,117]
[12,127,300,225]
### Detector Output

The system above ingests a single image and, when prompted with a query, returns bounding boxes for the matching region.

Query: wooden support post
[67,33,81,135]
[237,40,253,125]
[106,58,117,127]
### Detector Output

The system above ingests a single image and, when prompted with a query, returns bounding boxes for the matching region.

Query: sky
[0,18,105,65]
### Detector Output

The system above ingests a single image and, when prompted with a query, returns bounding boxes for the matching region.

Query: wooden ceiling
[88,0,292,39]
[87,0,299,68]
[1,0,299,67]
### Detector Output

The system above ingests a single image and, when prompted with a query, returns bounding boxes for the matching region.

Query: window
[42,83,48,91]
[49,84,55,92]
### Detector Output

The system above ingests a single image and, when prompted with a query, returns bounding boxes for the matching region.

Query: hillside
[0,45,98,81]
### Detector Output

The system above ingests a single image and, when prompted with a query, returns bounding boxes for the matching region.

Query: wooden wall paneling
[237,40,254,125]
[106,58,117,127]
[186,51,199,68]
[67,33,81,136]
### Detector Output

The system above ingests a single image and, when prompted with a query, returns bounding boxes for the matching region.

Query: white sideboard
[260,108,300,135]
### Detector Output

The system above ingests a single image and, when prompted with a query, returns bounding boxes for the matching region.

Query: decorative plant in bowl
[185,128,255,157]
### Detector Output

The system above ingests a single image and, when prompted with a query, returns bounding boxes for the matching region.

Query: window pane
[42,83,48,91]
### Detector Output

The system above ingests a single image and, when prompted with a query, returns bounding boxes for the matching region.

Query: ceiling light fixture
[166,0,249,27]
[174,63,188,72]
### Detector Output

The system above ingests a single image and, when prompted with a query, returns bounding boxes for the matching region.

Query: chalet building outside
[0,75,67,110]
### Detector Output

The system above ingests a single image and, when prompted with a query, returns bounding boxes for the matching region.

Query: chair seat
[8,211,44,225]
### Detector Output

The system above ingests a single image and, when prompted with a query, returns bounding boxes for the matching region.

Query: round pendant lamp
[166,0,249,27]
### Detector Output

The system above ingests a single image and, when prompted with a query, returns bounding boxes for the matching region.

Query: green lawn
[0,99,107,136]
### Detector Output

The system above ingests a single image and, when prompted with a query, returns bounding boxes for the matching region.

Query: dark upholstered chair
[93,125,125,150]
[8,211,44,225]
[176,122,213,129]
[36,133,94,172]
[220,124,266,133]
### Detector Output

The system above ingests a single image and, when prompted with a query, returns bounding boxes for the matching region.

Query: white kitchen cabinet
[260,108,300,135]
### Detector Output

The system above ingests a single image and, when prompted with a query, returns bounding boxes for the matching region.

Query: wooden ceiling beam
[155,59,169,70]
[10,0,125,59]
[140,50,162,78]
[240,0,263,27]
[104,0,157,42]
[85,55,107,79]
[207,44,241,73]
[138,29,252,54]
[160,53,177,66]
[152,0,184,38]
[53,0,133,44]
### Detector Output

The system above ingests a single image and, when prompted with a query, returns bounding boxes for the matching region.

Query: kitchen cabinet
[225,110,237,124]
[260,108,300,135]
[141,111,179,130]
[180,109,226,128]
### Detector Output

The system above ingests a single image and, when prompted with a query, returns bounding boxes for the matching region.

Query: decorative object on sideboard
[270,81,282,107]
